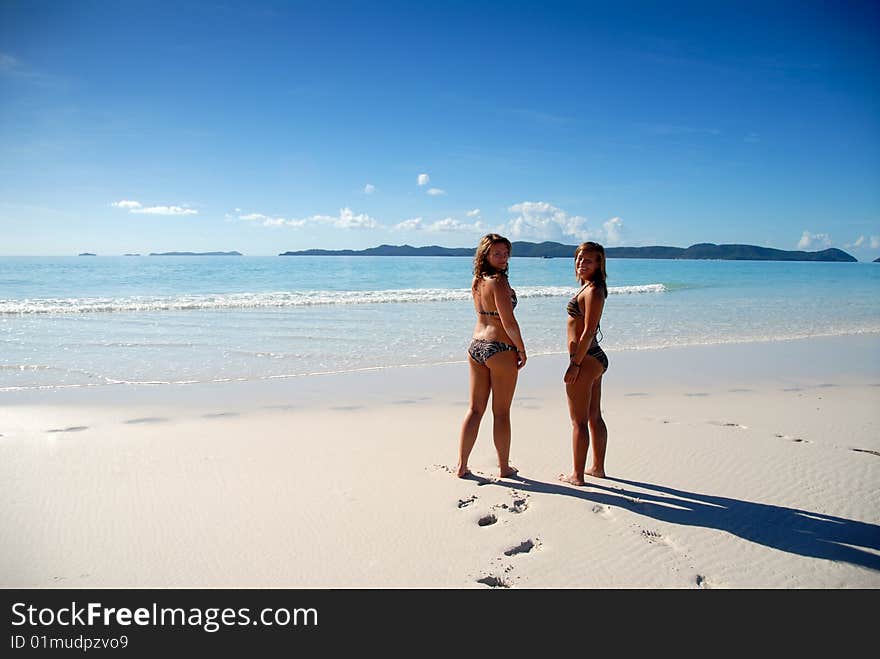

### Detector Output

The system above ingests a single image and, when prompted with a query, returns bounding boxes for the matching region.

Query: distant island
[124,253,141,256]
[875,257,880,263]
[78,252,96,256]
[149,251,242,256]
[280,242,857,262]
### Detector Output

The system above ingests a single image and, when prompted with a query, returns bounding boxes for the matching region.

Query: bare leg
[457,357,490,477]
[562,357,603,485]
[486,350,519,478]
[585,375,607,478]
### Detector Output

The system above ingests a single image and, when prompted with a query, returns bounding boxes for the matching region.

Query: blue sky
[2,0,879,258]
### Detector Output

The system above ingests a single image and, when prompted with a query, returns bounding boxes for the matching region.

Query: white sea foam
[0,284,667,314]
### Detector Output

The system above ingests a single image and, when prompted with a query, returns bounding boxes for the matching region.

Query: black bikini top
[568,284,603,340]
[566,284,588,318]
[477,289,517,317]
[565,284,602,343]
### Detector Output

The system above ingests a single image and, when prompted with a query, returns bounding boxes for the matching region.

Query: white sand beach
[1,334,878,589]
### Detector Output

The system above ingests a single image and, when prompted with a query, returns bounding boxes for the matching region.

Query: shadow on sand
[491,474,880,571]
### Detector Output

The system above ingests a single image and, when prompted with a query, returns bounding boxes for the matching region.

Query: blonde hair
[472,234,512,290]
[574,241,608,298]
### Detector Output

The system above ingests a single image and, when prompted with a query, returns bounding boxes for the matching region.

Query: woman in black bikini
[561,242,609,486]
[456,234,527,479]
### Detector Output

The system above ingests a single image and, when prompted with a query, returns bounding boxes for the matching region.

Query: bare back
[472,276,518,344]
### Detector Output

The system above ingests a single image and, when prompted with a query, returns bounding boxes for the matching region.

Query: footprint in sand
[476,574,512,588]
[774,433,809,443]
[695,574,719,589]
[711,421,748,429]
[124,417,169,425]
[637,526,690,560]
[473,493,536,587]
[477,555,521,587]
[494,490,529,514]
[641,528,662,543]
[431,464,493,484]
[503,538,540,556]
[477,513,498,527]
[474,489,529,519]
[477,537,542,588]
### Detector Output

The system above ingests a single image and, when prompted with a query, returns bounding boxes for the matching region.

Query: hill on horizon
[280,241,857,262]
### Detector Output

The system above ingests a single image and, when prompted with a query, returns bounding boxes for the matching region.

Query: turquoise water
[1,255,878,390]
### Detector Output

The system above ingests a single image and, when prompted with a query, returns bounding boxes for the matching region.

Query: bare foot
[559,473,585,486]
[456,464,472,478]
[585,468,606,478]
[499,465,519,478]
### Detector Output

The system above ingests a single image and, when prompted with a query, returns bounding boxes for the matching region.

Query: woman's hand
[516,350,527,370]
[563,363,580,384]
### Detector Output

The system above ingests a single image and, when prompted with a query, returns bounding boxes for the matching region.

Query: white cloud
[505,201,591,242]
[426,218,480,233]
[844,235,877,249]
[112,200,142,209]
[112,199,197,215]
[797,231,832,249]
[363,184,376,194]
[240,213,288,225]
[394,217,424,231]
[394,216,482,233]
[466,209,480,217]
[603,217,624,245]
[238,208,378,230]
[131,205,198,216]
[418,173,430,186]
[331,207,378,229]
[427,188,446,196]
[267,217,306,227]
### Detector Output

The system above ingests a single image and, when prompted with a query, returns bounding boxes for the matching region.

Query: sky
[1,0,879,259]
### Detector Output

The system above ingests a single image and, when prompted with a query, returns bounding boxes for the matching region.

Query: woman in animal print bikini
[456,234,527,479]
[561,241,609,486]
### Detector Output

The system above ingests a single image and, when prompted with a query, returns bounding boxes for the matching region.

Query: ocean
[1,255,878,391]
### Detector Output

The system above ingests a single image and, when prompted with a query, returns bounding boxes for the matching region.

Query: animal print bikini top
[566,284,588,318]
[567,284,603,340]
[477,289,517,317]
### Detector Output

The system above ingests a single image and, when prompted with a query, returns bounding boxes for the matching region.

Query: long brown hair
[575,241,608,298]
[472,234,512,290]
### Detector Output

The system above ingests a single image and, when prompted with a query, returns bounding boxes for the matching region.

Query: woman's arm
[490,278,527,368]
